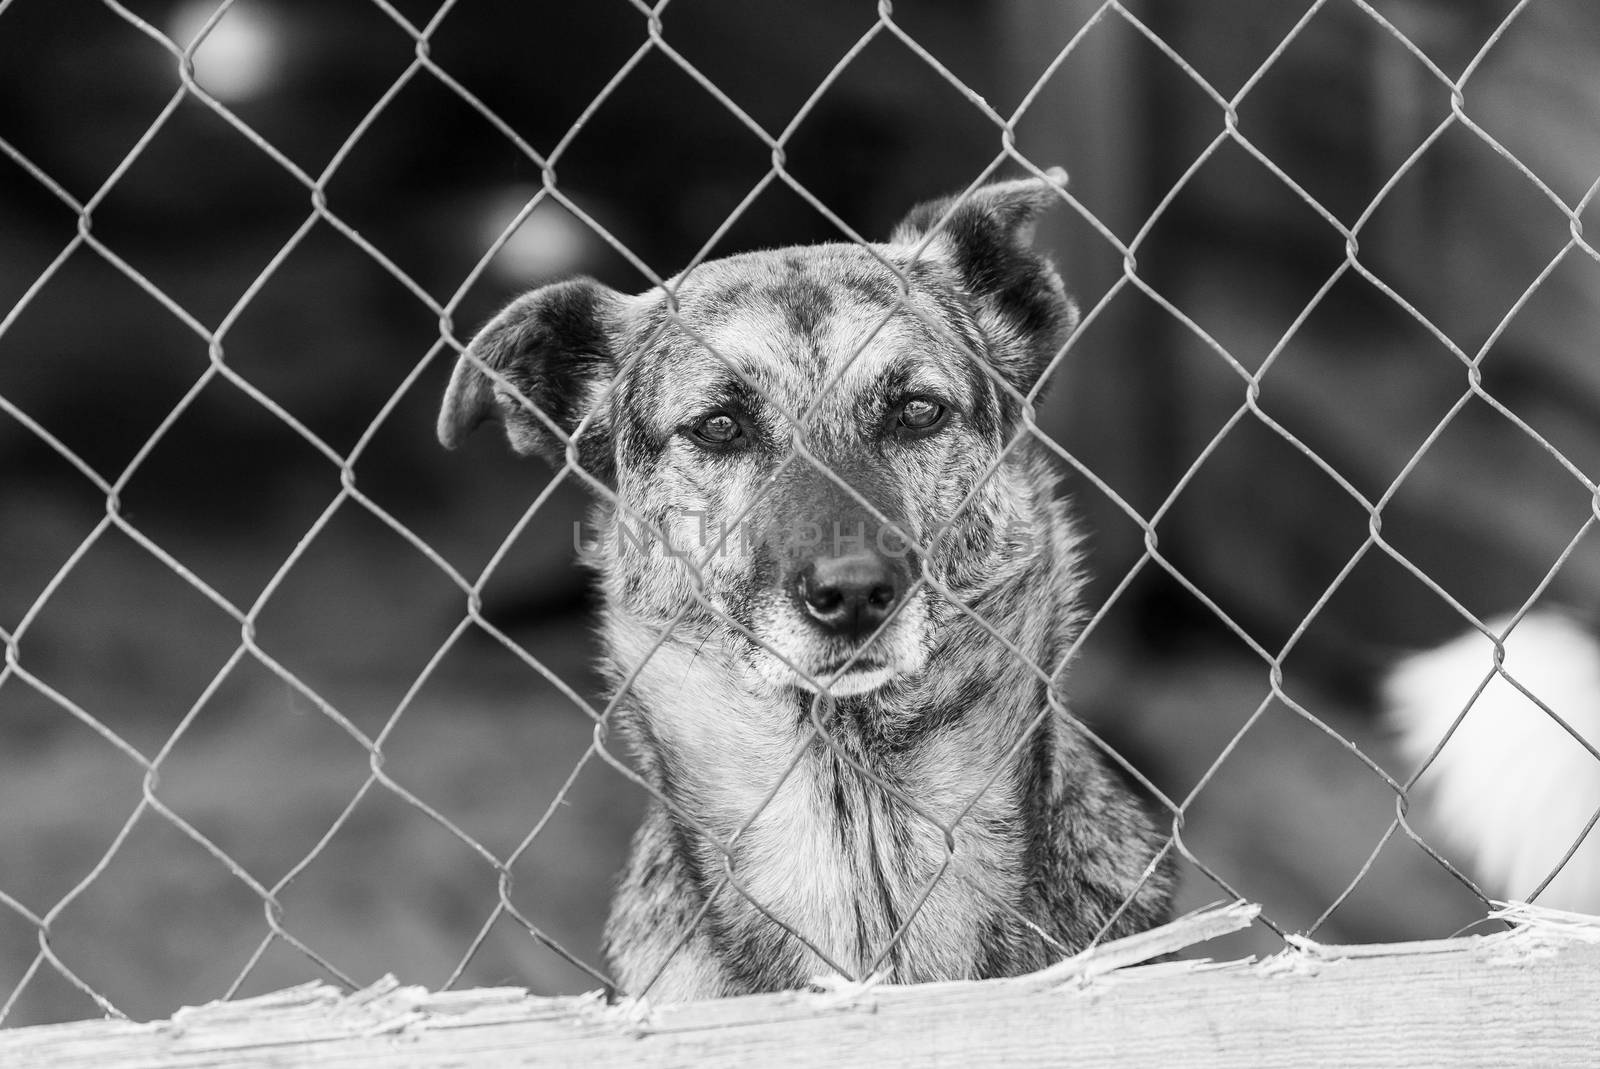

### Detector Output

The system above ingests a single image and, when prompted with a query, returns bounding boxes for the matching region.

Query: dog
[436,169,1176,1001]
[1383,610,1600,914]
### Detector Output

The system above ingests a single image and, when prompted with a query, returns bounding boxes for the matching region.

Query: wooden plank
[2,902,1597,1068]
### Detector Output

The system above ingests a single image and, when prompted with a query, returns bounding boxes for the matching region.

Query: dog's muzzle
[793,550,904,641]
[778,547,915,697]
[752,465,922,696]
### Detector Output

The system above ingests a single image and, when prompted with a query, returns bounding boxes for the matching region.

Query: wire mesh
[3,0,1600,1027]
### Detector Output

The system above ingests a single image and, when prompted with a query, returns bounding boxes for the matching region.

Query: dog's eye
[896,397,948,436]
[691,412,743,447]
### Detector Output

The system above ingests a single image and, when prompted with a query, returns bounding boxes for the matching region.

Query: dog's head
[439,171,1078,698]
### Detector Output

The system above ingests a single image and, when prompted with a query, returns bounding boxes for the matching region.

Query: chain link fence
[4,0,1600,1028]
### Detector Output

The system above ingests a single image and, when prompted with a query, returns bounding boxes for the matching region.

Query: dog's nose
[795,553,902,639]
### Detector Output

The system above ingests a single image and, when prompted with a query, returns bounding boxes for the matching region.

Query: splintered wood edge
[4,900,1599,1069]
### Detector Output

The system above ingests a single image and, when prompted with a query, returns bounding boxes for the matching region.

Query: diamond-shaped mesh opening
[1238,277,1473,500]
[5,0,1600,1031]
[1467,29,1600,210]
[176,0,422,174]
[242,502,464,720]
[1316,828,1490,940]
[1140,146,1358,369]
[778,34,1009,238]
[0,705,146,914]
[39,809,287,1022]
[189,223,446,453]
[149,658,378,875]
[83,101,316,327]
[1175,689,1407,927]
[0,458,106,625]
[374,642,612,860]
[0,957,104,1035]
[1489,255,1600,434]
[317,74,595,300]
[1360,124,1580,352]
[495,761,645,992]
[1159,418,1376,654]
[259,784,511,986]
[414,452,586,595]
[1181,3,1352,99]
[113,381,351,581]
[654,1,887,132]
[9,524,242,752]
[1291,545,1473,674]
[0,1,178,194]
[1379,395,1599,608]
[1236,2,1456,224]
[426,3,647,148]
[0,249,207,477]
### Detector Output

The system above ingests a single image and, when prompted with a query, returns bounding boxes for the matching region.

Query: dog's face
[439,172,1077,698]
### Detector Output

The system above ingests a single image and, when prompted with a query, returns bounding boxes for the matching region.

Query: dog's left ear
[890,167,1078,392]
[437,277,621,483]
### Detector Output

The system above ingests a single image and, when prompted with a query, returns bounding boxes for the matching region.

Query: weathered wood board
[3,902,1596,1068]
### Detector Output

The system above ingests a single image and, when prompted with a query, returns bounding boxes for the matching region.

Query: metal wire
[2,0,1599,1027]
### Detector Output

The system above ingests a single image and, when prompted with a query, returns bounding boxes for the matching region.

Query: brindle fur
[437,170,1175,1001]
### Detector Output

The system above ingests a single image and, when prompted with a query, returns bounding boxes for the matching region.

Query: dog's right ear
[889,168,1076,394]
[437,277,621,481]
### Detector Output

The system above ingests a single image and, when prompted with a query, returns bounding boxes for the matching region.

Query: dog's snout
[796,553,902,639]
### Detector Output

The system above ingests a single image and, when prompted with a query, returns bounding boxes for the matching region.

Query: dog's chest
[616,626,1032,984]
[649,678,1025,980]
[726,740,1025,984]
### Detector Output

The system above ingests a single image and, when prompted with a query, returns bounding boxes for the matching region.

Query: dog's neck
[600,595,1061,988]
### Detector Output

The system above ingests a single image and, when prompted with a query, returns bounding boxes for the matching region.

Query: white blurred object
[1383,611,1600,912]
[479,189,593,286]
[168,1,284,102]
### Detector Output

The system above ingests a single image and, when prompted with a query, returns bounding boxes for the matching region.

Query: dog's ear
[890,167,1078,392]
[437,277,620,480]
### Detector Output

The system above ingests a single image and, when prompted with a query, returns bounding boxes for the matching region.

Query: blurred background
[4,0,1600,1027]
